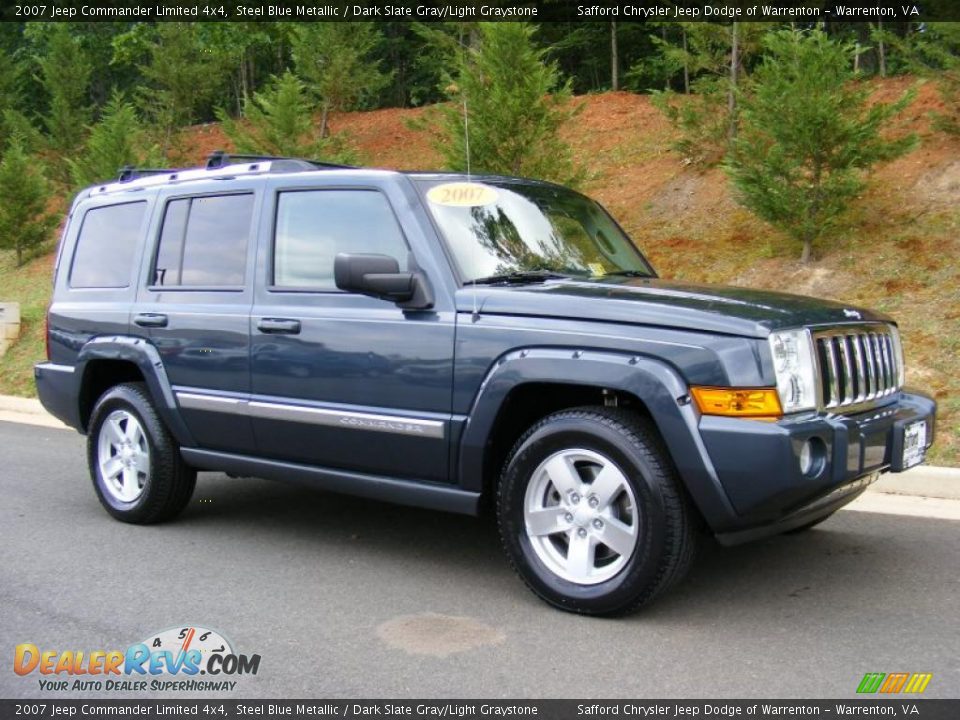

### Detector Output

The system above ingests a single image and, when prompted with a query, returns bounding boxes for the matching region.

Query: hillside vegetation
[2,77,957,465]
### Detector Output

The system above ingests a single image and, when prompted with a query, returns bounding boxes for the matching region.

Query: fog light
[798,437,826,477]
[799,441,814,475]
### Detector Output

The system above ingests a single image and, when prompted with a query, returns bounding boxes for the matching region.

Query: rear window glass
[69,202,146,288]
[152,194,253,287]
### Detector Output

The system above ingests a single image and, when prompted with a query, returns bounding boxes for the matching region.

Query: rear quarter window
[69,202,147,289]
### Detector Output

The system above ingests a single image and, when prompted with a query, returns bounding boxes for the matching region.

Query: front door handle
[257,318,301,334]
[133,313,168,328]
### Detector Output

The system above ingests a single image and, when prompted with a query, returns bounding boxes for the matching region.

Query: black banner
[2,0,960,24]
[2,700,960,720]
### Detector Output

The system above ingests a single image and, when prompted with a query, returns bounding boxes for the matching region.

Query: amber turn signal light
[690,387,783,419]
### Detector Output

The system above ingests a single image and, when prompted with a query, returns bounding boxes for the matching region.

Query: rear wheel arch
[79,359,145,431]
[75,337,195,446]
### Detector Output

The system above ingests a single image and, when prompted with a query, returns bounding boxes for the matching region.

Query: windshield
[416,179,654,284]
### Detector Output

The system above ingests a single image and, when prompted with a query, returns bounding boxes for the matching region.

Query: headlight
[768,328,818,413]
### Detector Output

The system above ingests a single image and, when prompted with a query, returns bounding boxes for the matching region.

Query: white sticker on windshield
[426,182,499,208]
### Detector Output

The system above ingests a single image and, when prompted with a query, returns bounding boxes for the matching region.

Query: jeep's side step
[180,448,481,516]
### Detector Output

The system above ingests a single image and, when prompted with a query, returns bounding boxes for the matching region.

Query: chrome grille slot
[814,326,900,411]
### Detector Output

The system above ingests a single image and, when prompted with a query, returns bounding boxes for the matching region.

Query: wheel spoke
[121,467,139,499]
[591,464,627,511]
[102,456,124,480]
[566,532,596,578]
[595,517,637,557]
[525,506,569,537]
[132,451,150,476]
[543,454,581,496]
[105,418,125,447]
[125,419,143,445]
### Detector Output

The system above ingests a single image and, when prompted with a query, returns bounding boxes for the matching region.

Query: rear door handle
[257,318,301,334]
[133,313,168,328]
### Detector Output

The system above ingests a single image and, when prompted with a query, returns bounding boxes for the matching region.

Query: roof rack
[205,149,354,171]
[92,150,358,196]
[117,166,187,183]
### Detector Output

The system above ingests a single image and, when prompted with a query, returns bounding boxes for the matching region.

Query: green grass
[0,247,55,397]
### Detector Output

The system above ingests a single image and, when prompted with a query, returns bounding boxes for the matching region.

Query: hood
[455,278,891,338]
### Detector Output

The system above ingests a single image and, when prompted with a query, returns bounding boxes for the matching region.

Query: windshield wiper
[464,270,576,286]
[601,270,653,278]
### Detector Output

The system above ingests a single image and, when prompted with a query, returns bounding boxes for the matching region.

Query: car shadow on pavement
[176,472,954,619]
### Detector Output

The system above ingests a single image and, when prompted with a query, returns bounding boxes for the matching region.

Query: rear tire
[87,382,196,524]
[497,407,698,616]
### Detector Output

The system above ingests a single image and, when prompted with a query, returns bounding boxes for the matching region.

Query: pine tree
[217,70,355,163]
[136,23,227,154]
[644,23,766,165]
[432,22,580,184]
[726,30,917,263]
[68,91,158,189]
[34,25,92,155]
[0,136,57,266]
[291,23,391,138]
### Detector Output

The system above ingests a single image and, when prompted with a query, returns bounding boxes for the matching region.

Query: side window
[273,190,408,290]
[70,202,146,289]
[152,194,254,287]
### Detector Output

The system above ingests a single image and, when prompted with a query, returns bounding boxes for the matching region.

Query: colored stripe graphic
[880,673,910,693]
[903,674,933,694]
[857,673,886,694]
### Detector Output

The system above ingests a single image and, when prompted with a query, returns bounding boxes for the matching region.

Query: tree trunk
[728,22,739,142]
[800,240,812,264]
[662,26,669,90]
[877,21,886,77]
[16,242,22,268]
[854,43,861,74]
[320,104,330,139]
[610,22,619,91]
[682,28,690,94]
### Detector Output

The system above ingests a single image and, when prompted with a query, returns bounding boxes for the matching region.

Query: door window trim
[146,190,256,293]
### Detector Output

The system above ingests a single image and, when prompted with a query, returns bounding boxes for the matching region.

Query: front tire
[497,407,697,616]
[87,383,196,524]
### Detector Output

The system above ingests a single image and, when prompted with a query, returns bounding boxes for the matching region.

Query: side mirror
[334,253,433,309]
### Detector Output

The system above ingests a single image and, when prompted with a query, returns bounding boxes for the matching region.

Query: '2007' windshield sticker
[426,182,499,208]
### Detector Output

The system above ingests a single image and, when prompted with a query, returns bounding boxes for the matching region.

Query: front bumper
[698,390,935,539]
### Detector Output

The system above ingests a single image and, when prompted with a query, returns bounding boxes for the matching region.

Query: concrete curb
[0,394,67,430]
[0,393,957,499]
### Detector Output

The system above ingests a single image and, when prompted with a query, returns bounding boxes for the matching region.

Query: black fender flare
[76,336,196,447]
[457,347,738,530]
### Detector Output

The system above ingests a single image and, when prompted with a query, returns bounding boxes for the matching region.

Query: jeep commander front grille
[814,327,900,411]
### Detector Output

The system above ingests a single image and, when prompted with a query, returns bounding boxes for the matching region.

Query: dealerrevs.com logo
[14,625,261,693]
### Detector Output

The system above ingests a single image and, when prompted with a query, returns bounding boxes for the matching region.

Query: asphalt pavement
[1,420,958,699]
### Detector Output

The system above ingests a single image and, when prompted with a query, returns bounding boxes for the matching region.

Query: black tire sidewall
[499,414,671,615]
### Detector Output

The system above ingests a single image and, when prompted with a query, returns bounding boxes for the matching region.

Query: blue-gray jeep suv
[35,152,936,615]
